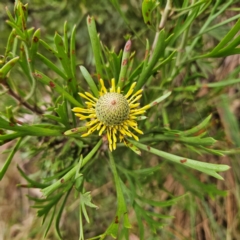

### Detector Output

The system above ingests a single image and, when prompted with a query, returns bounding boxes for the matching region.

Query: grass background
[0,0,240,239]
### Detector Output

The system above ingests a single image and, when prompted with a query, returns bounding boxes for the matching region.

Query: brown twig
[1,78,43,114]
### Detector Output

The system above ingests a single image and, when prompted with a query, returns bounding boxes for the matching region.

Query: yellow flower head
[72,78,150,151]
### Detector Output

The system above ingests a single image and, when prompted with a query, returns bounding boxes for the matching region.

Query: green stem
[162,108,170,129]
[151,0,171,52]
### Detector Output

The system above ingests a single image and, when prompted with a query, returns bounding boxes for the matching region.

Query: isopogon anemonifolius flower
[72,78,150,151]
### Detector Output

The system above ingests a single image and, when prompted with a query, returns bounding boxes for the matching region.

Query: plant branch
[1,78,43,114]
[151,0,172,54]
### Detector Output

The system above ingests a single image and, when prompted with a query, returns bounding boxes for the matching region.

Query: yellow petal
[113,141,116,150]
[85,92,98,101]
[99,125,106,135]
[100,79,107,93]
[110,78,116,93]
[129,103,140,109]
[79,93,94,103]
[130,126,143,134]
[86,119,99,126]
[131,110,146,115]
[81,132,91,137]
[125,120,137,127]
[129,94,142,104]
[131,132,139,141]
[97,122,102,130]
[127,89,142,102]
[107,129,112,144]
[125,82,136,99]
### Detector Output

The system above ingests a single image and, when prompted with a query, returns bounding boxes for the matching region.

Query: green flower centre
[95,92,130,126]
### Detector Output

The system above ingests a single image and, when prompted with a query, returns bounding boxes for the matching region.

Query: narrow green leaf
[118,40,132,88]
[170,3,200,44]
[134,202,163,233]
[55,190,71,239]
[36,53,67,80]
[5,29,16,57]
[175,0,208,12]
[134,202,144,240]
[101,222,118,239]
[6,20,25,40]
[54,32,72,78]
[70,25,77,81]
[87,16,103,78]
[81,202,90,223]
[29,28,41,64]
[22,3,29,22]
[210,18,240,55]
[80,192,98,212]
[198,13,240,37]
[33,70,82,107]
[0,57,19,79]
[198,146,225,156]
[41,139,103,196]
[151,50,176,73]
[102,47,121,81]
[44,206,56,238]
[55,101,70,128]
[137,194,186,208]
[17,166,49,187]
[39,39,58,55]
[6,105,15,123]
[142,39,150,77]
[124,140,141,156]
[5,6,15,23]
[135,29,166,91]
[0,132,25,143]
[126,53,134,79]
[43,166,73,182]
[18,42,29,77]
[80,66,99,97]
[128,61,144,83]
[136,116,147,121]
[22,43,36,101]
[182,114,212,136]
[141,135,216,146]
[108,151,131,229]
[129,140,230,180]
[64,21,69,54]
[207,79,240,88]
[64,126,88,136]
[218,34,240,53]
[43,114,61,123]
[215,48,240,57]
[149,91,171,108]
[0,138,22,181]
[101,151,132,239]
[0,116,63,136]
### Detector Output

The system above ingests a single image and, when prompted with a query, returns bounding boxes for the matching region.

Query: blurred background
[1,0,240,239]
